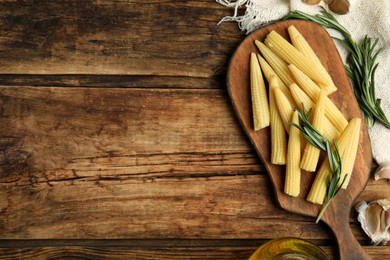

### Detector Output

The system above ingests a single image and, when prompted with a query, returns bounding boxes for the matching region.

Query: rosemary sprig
[290,107,347,223]
[284,9,390,129]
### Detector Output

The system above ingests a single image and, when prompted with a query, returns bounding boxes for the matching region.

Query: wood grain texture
[0,75,225,89]
[227,20,372,259]
[0,0,242,76]
[0,86,250,170]
[0,84,388,242]
[0,0,388,259]
[0,245,389,260]
[2,175,386,240]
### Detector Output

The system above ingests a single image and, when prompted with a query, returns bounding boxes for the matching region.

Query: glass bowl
[249,237,329,260]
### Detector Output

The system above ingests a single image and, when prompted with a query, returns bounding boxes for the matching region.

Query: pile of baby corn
[250,25,360,205]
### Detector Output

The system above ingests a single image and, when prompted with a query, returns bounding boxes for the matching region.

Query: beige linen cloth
[217,0,390,164]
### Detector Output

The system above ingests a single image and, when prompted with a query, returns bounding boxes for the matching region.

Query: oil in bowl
[249,237,329,260]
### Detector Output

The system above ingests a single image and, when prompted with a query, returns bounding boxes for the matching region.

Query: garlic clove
[356,199,390,245]
[374,161,390,182]
[381,208,387,232]
[386,210,390,231]
[365,203,382,236]
[376,198,390,211]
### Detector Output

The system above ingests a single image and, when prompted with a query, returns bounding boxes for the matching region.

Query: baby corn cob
[290,83,340,141]
[285,110,301,197]
[250,52,270,130]
[269,76,287,165]
[289,64,348,132]
[288,64,322,99]
[307,117,361,204]
[336,118,361,189]
[289,83,313,111]
[307,158,330,205]
[264,30,330,86]
[257,54,295,106]
[288,25,319,64]
[255,41,295,87]
[287,25,337,94]
[300,90,326,172]
[274,86,294,133]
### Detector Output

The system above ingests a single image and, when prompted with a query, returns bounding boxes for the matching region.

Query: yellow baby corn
[288,64,322,99]
[306,159,330,205]
[257,54,295,106]
[288,25,319,64]
[321,117,340,141]
[289,64,348,132]
[284,110,301,197]
[274,86,294,133]
[287,25,337,94]
[269,76,287,165]
[250,52,270,130]
[336,118,361,189]
[264,30,330,86]
[290,83,340,141]
[324,97,347,133]
[289,83,314,111]
[255,41,295,87]
[307,117,361,204]
[300,90,326,172]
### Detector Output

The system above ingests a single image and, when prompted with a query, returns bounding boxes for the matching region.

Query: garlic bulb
[356,198,390,245]
[324,0,350,14]
[374,161,390,182]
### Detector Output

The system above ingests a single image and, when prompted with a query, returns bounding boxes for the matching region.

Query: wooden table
[0,1,389,259]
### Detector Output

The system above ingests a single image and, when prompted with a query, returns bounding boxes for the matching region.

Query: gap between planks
[0,238,335,248]
[0,74,226,89]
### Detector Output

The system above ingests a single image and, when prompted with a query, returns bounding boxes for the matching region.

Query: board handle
[326,209,371,260]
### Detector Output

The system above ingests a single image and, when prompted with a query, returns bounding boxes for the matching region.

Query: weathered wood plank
[0,0,243,76]
[0,174,332,239]
[0,246,296,260]
[0,167,387,240]
[0,75,224,89]
[0,86,387,241]
[0,245,388,260]
[0,1,387,259]
[0,86,250,171]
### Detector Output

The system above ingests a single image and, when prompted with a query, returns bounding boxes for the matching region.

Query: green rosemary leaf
[289,122,305,133]
[292,108,344,222]
[325,141,334,174]
[305,127,327,151]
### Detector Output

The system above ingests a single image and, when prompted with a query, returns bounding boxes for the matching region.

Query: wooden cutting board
[227,20,372,260]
